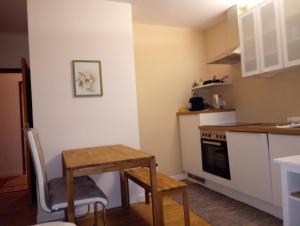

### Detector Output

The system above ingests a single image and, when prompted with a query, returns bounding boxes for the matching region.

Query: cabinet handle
[202,140,222,146]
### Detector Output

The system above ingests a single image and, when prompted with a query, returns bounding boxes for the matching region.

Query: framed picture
[72,60,103,97]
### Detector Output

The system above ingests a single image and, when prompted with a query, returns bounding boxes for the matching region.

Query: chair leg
[182,189,190,226]
[94,203,99,226]
[94,202,107,226]
[99,202,107,226]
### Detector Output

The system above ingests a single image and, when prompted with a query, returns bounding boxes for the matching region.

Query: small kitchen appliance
[189,93,208,111]
[212,94,226,109]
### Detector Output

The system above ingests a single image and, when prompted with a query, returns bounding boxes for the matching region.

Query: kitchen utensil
[189,93,204,111]
[212,94,226,109]
[202,75,228,85]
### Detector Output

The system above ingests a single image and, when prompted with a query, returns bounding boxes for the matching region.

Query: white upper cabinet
[239,9,261,76]
[239,0,300,76]
[258,0,283,72]
[239,0,283,76]
[278,0,300,67]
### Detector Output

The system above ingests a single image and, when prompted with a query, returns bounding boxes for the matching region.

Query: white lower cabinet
[178,114,203,177]
[178,111,236,178]
[226,132,273,203]
[269,134,300,207]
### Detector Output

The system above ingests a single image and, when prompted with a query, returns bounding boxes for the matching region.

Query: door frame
[21,58,36,205]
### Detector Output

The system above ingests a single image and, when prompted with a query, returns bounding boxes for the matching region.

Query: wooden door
[0,72,26,193]
[21,58,36,205]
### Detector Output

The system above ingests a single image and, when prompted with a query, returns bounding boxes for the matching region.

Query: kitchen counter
[199,123,300,135]
[176,109,235,115]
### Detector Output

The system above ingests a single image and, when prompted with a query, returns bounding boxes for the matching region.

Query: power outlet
[287,116,300,124]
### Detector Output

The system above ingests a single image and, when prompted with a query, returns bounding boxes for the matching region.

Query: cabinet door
[269,134,300,207]
[178,115,203,177]
[258,0,283,72]
[227,132,273,203]
[279,0,300,67]
[239,9,261,77]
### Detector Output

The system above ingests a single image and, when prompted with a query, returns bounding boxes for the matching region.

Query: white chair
[27,128,108,226]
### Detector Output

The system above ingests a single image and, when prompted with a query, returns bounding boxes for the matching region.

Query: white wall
[27,0,141,221]
[0,33,29,68]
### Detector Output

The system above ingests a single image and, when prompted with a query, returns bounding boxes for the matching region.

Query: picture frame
[72,60,103,97]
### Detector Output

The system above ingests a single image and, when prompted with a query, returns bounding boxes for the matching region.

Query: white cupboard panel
[227,132,273,203]
[279,0,300,67]
[239,9,261,77]
[179,115,203,177]
[269,134,300,206]
[258,0,283,71]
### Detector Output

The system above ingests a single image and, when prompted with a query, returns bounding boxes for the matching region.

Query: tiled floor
[172,183,283,226]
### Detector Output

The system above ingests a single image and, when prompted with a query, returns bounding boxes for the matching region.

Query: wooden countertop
[177,109,235,115]
[199,123,300,136]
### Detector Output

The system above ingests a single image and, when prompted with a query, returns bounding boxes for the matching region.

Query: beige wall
[205,20,230,62]
[0,73,23,177]
[204,20,300,123]
[133,23,208,175]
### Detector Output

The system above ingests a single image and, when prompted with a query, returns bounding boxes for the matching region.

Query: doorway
[0,71,27,193]
[0,59,34,203]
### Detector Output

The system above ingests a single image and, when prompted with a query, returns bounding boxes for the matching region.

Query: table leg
[62,159,67,220]
[150,157,161,226]
[120,170,130,208]
[158,194,164,226]
[66,169,75,223]
[182,188,190,226]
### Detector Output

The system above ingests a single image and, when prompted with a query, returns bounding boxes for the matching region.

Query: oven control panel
[200,130,226,141]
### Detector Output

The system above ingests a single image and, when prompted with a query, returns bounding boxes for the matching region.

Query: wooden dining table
[62,144,161,226]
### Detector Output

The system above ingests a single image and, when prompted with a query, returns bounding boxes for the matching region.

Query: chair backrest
[27,128,51,212]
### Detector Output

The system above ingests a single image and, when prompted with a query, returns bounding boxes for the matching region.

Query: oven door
[201,139,231,180]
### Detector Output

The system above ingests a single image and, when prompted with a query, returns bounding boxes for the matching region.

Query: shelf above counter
[192,81,232,91]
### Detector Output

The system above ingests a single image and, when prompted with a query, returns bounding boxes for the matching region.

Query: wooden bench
[124,167,190,226]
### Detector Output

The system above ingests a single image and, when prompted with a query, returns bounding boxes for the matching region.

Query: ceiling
[0,0,28,34]
[0,0,238,34]
[111,0,238,29]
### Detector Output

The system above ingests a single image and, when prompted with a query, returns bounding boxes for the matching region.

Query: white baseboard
[171,173,188,180]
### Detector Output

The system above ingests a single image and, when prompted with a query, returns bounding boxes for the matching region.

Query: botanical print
[73,60,103,97]
[76,71,96,92]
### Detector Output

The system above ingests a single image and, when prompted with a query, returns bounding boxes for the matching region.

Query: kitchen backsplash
[206,63,300,123]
